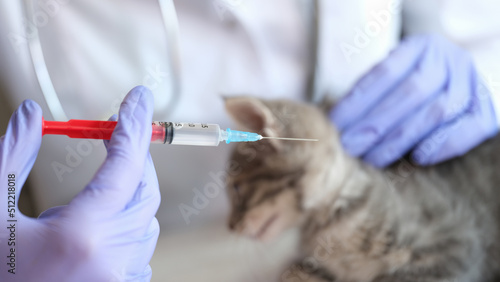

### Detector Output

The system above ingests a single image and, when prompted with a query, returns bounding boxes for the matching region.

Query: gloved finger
[125,265,153,282]
[38,205,68,219]
[0,100,42,201]
[362,48,476,167]
[103,114,118,150]
[362,89,468,167]
[71,86,154,214]
[340,42,449,157]
[124,218,159,279]
[106,110,158,221]
[330,35,429,131]
[124,153,161,220]
[411,79,498,165]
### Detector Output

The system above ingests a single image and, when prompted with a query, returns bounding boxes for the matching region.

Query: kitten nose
[228,218,240,231]
[229,213,244,231]
[228,220,236,231]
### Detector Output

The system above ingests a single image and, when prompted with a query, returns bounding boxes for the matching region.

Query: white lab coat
[0,0,499,230]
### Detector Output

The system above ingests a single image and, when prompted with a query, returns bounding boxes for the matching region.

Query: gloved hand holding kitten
[331,34,498,167]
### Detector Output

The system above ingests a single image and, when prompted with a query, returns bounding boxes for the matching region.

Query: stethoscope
[22,0,181,121]
[23,0,320,121]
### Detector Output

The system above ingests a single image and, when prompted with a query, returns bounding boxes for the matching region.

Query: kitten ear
[225,96,281,148]
[225,96,277,134]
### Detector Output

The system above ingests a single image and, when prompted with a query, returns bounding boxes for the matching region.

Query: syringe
[42,119,318,146]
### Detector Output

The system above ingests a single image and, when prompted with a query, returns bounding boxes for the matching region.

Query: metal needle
[260,136,319,142]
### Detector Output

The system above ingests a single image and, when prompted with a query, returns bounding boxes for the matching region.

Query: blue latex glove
[330,34,498,167]
[0,86,160,281]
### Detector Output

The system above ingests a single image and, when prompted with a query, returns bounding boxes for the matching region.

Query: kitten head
[224,97,342,242]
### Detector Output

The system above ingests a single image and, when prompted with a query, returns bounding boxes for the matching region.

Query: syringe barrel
[151,122,221,146]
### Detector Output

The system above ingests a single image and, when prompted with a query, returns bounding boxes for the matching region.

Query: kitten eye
[233,183,240,193]
[232,183,242,204]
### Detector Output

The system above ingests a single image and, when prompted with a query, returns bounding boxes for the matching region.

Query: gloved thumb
[70,86,154,215]
[0,100,42,202]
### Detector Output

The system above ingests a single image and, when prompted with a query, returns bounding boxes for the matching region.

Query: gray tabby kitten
[224,96,500,282]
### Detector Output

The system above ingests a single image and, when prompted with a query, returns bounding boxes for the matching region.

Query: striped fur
[224,97,500,282]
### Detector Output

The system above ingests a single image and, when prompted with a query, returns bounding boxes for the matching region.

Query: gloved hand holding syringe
[42,119,318,145]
